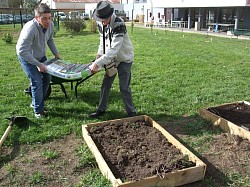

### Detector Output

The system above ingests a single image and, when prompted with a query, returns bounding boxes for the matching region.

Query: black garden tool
[0,116,28,148]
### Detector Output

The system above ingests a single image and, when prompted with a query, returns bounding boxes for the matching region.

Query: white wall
[122,1,165,23]
[85,3,124,18]
[124,3,146,20]
[54,3,85,10]
[41,0,56,9]
[85,3,97,17]
[152,0,250,8]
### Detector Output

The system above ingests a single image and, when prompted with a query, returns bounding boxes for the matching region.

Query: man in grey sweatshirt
[89,1,136,118]
[16,3,60,118]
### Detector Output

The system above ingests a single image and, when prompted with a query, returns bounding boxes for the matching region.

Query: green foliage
[29,171,45,185]
[61,18,86,33]
[76,169,111,187]
[23,0,38,12]
[227,172,250,187]
[88,19,98,33]
[76,144,97,168]
[1,32,13,44]
[41,149,59,159]
[5,163,17,178]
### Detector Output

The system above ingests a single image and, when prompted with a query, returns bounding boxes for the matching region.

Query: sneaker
[30,104,48,112]
[35,111,46,119]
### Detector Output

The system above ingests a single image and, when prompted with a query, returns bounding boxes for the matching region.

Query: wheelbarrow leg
[58,83,68,98]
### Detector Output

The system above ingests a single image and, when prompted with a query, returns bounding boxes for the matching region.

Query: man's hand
[38,63,47,73]
[96,54,101,59]
[55,53,61,59]
[89,62,100,74]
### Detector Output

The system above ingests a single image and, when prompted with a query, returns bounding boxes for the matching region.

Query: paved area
[132,23,250,40]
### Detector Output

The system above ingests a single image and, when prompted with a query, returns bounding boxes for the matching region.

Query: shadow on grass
[55,30,98,38]
[48,89,122,106]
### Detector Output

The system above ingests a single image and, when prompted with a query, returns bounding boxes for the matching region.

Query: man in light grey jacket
[16,3,60,118]
[89,1,136,118]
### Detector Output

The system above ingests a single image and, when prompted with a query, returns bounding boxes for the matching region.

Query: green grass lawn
[0,23,250,186]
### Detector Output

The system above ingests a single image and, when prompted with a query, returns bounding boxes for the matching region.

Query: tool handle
[0,125,12,148]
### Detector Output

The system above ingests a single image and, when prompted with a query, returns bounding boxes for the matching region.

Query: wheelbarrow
[24,59,95,98]
[0,116,28,148]
[24,74,94,99]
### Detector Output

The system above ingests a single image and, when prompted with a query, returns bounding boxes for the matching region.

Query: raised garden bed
[199,101,250,141]
[82,115,206,187]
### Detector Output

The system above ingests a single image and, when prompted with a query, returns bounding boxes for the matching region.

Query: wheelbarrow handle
[0,125,12,148]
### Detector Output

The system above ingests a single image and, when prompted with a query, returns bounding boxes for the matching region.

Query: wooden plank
[82,115,206,187]
[199,101,250,141]
[119,166,205,187]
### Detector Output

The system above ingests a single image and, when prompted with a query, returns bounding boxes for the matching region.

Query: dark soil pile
[89,120,196,181]
[208,101,250,130]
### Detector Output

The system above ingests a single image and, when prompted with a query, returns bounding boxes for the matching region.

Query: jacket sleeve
[16,26,41,66]
[95,23,126,67]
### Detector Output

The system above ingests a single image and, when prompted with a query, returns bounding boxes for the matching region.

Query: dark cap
[93,1,114,19]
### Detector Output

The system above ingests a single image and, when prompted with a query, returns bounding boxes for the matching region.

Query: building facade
[143,0,250,29]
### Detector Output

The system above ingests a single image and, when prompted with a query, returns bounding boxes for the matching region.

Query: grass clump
[41,149,60,160]
[1,32,13,43]
[76,169,111,187]
[29,171,45,185]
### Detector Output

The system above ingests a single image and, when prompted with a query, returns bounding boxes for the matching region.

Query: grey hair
[34,3,51,16]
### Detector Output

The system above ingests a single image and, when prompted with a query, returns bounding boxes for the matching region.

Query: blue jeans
[18,56,51,114]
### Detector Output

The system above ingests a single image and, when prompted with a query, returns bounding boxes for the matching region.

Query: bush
[1,32,13,44]
[88,19,98,33]
[61,18,86,33]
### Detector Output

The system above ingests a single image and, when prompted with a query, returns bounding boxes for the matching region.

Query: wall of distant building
[124,3,146,21]
[54,3,85,10]
[153,0,250,8]
[243,7,250,28]
[85,3,124,18]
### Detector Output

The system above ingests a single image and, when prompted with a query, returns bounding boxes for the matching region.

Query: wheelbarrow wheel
[24,85,52,99]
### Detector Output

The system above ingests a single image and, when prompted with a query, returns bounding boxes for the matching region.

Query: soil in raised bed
[208,102,250,130]
[89,120,196,181]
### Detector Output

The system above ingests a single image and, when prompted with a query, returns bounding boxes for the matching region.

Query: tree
[8,0,39,11]
[8,0,22,8]
[23,0,40,12]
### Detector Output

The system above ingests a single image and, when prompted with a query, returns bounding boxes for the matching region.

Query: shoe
[128,112,137,117]
[30,104,48,112]
[89,110,105,118]
[35,111,46,118]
